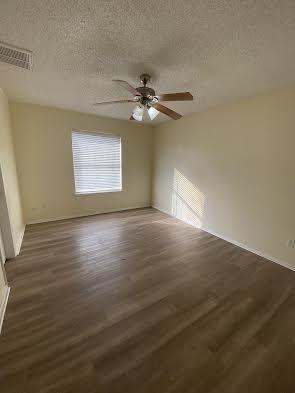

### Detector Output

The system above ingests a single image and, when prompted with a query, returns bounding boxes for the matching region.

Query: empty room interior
[0,1,295,392]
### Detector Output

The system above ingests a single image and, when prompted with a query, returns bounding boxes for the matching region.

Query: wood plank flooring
[1,208,295,392]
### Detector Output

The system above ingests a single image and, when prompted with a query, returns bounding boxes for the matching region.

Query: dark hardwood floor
[1,208,295,393]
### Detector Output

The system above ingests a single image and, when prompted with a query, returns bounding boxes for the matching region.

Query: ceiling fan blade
[155,92,193,101]
[112,80,141,96]
[151,102,182,120]
[93,99,136,106]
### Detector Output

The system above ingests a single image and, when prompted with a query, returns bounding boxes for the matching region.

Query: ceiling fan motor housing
[136,86,155,99]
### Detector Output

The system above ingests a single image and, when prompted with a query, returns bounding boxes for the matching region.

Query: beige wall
[7,87,295,269]
[10,103,153,223]
[0,89,24,258]
[153,86,295,270]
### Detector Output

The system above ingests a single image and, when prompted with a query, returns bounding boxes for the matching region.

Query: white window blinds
[71,130,122,194]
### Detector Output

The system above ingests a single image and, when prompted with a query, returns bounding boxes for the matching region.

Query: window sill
[74,189,123,196]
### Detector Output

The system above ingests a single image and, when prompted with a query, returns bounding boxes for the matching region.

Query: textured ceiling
[0,0,295,123]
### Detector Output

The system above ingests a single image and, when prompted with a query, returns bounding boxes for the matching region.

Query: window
[71,130,122,194]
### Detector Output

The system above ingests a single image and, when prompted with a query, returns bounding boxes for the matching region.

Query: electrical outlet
[287,239,295,249]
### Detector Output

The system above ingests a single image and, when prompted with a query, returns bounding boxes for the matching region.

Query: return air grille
[0,43,33,70]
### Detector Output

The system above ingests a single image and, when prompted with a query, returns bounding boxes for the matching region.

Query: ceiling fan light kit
[132,105,144,121]
[93,74,193,122]
[148,106,159,120]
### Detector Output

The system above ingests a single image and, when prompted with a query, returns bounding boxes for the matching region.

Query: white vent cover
[0,42,33,70]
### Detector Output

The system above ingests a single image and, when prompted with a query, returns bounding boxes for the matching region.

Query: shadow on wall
[172,169,205,229]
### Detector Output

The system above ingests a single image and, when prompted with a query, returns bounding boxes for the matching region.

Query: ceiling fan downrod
[136,74,155,100]
[140,73,151,86]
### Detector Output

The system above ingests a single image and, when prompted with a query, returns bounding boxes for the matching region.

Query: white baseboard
[0,285,10,334]
[198,227,295,272]
[27,205,151,225]
[14,225,26,257]
[152,205,295,272]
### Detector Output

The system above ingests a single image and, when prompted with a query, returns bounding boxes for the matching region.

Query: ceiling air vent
[0,42,33,70]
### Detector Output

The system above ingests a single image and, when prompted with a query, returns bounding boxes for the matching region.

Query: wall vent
[0,42,33,70]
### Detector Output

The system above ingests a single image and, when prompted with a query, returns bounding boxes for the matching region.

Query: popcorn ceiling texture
[0,0,295,123]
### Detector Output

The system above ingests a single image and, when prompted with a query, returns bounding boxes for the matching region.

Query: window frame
[71,129,123,196]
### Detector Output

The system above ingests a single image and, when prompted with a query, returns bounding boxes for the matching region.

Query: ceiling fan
[93,74,193,121]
